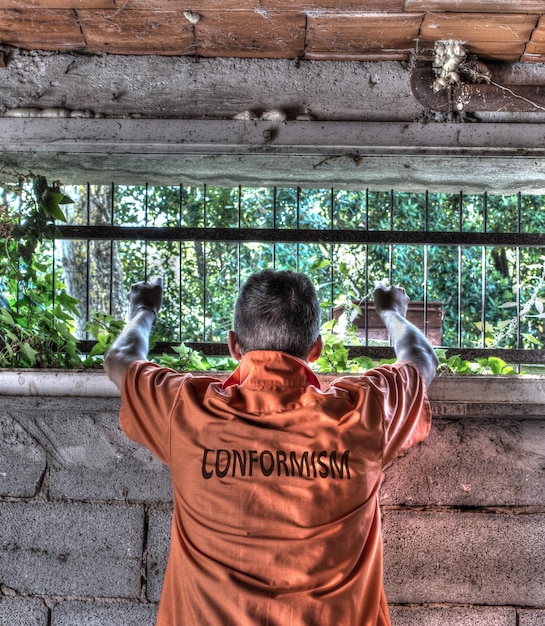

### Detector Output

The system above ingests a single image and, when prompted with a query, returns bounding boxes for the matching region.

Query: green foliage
[484,256,545,350]
[0,289,82,368]
[314,320,352,372]
[0,178,83,368]
[313,317,375,373]
[328,191,545,351]
[82,313,128,365]
[33,176,73,222]
[157,343,237,372]
[435,349,518,376]
[84,313,238,372]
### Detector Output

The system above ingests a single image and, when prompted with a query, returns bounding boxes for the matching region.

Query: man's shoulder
[125,360,222,391]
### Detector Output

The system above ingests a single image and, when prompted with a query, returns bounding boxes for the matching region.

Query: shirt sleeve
[362,361,432,467]
[119,360,188,465]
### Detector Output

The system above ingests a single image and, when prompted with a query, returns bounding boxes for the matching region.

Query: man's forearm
[379,310,438,386]
[104,307,156,389]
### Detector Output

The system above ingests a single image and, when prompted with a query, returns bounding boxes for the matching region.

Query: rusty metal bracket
[410,65,545,113]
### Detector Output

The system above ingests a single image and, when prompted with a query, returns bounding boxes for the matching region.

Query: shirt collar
[222,350,321,390]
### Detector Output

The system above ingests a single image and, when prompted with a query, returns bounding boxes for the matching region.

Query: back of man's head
[233,270,321,360]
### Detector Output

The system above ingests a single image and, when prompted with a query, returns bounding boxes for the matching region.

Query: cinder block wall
[1,372,544,626]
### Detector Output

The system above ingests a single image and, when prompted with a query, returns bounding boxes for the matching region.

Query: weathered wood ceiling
[1,0,545,63]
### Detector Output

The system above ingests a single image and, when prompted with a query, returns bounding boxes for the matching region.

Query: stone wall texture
[1,373,544,626]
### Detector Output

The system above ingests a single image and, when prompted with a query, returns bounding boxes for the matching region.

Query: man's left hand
[128,276,163,318]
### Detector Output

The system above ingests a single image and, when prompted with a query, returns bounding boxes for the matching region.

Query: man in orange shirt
[105,270,438,626]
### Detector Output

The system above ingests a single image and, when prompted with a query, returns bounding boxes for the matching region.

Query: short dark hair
[233,270,321,359]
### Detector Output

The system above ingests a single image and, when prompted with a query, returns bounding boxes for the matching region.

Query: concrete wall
[2,48,545,123]
[1,372,544,625]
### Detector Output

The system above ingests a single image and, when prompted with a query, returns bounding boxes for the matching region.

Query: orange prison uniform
[120,350,431,626]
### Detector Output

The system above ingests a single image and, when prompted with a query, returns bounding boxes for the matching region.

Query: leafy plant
[0,177,83,368]
[84,313,238,371]
[435,349,518,376]
[82,313,129,366]
[32,176,72,222]
[157,343,237,372]
[486,255,545,350]
[314,317,375,373]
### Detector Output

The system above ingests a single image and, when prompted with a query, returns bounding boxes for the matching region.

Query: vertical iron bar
[296,187,301,271]
[51,219,56,313]
[272,186,277,268]
[481,192,488,349]
[457,191,463,348]
[178,183,183,342]
[202,184,207,342]
[85,183,91,336]
[423,191,429,338]
[388,190,393,286]
[144,182,149,280]
[237,185,242,298]
[109,182,115,315]
[329,188,334,316]
[364,189,370,345]
[516,192,522,351]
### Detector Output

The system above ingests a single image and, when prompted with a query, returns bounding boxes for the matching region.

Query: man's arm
[103,277,163,391]
[374,285,439,387]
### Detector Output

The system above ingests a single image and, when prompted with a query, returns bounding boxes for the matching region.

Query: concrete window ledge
[0,369,121,397]
[1,369,545,406]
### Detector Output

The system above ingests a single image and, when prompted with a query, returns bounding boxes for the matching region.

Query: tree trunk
[59,185,126,338]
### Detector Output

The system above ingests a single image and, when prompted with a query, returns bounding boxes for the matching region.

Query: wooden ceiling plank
[520,54,545,61]
[113,0,259,8]
[196,11,306,59]
[421,13,537,43]
[78,9,195,55]
[0,0,114,6]
[406,0,545,13]
[305,51,411,61]
[0,8,84,50]
[306,13,422,60]
[261,0,404,10]
[526,16,545,43]
[523,17,545,62]
[463,41,525,61]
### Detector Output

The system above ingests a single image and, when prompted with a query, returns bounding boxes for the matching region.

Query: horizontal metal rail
[76,341,545,365]
[58,225,545,247]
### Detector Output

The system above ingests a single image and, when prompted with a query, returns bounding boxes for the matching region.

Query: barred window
[3,182,545,369]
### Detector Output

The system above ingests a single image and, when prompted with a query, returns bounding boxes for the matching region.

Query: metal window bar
[109,184,115,317]
[457,192,463,348]
[46,185,545,366]
[482,192,488,350]
[516,192,522,349]
[85,183,91,324]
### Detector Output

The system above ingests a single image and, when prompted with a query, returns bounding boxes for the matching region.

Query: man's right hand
[373,284,438,386]
[104,276,163,392]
